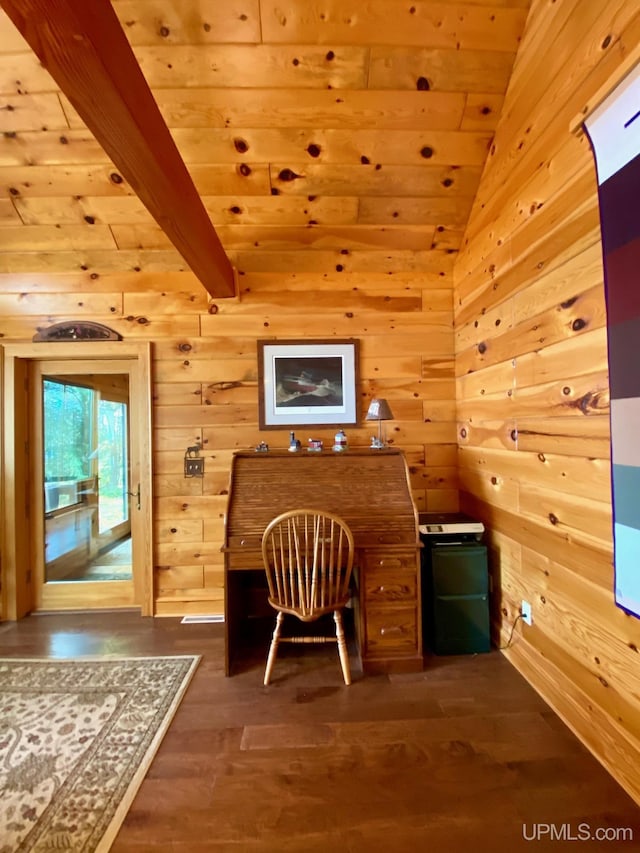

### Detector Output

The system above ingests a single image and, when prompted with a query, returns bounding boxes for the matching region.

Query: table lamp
[365,398,394,448]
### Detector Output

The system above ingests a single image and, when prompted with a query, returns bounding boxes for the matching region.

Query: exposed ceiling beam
[0,0,236,298]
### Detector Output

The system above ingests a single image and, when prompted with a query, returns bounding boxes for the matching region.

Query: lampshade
[365,398,394,422]
[365,398,394,448]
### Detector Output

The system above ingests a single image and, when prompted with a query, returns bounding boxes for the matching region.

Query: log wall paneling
[454,0,640,806]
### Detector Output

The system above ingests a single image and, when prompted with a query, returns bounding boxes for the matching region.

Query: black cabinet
[422,542,490,655]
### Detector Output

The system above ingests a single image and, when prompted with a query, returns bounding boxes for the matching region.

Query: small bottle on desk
[333,429,347,452]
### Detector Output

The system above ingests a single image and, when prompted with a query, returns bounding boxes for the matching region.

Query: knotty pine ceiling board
[0,0,235,296]
[0,0,531,282]
[61,89,494,131]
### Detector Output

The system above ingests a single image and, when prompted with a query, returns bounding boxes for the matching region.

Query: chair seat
[267,595,350,622]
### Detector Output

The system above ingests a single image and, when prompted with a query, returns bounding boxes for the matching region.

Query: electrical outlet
[521,600,533,626]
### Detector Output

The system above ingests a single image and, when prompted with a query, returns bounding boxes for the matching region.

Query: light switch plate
[185,457,204,477]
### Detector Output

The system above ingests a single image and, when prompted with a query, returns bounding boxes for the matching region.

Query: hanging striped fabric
[584,63,640,619]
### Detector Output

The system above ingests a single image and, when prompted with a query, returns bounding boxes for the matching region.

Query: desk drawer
[364,570,416,604]
[363,550,418,572]
[226,549,263,570]
[226,534,262,550]
[365,606,418,654]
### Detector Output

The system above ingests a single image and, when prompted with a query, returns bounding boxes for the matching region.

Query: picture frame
[257,339,359,430]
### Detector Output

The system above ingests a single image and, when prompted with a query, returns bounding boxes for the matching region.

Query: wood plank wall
[454,0,640,804]
[0,268,458,615]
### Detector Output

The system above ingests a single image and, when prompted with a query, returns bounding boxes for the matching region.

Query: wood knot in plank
[278,168,301,181]
[567,390,608,415]
[208,381,242,393]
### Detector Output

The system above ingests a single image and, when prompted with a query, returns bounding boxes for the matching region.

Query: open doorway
[40,371,132,584]
[1,342,152,619]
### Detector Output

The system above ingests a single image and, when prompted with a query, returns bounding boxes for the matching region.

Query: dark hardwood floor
[1,611,638,851]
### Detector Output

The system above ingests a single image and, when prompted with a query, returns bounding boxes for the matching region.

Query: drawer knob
[380,626,403,636]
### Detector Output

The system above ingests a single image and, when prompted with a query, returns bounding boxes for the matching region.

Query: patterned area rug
[0,655,200,852]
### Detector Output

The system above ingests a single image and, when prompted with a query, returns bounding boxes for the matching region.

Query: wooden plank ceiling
[0,0,531,296]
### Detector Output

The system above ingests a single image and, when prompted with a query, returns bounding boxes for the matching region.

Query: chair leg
[264,611,284,686]
[334,610,351,685]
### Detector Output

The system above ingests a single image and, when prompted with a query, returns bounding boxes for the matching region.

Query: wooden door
[1,342,152,618]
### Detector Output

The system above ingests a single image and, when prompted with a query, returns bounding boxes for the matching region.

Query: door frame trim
[1,341,153,619]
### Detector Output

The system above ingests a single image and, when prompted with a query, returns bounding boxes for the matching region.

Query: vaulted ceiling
[0,0,531,297]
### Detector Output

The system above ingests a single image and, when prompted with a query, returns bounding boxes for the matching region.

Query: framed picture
[257,339,359,430]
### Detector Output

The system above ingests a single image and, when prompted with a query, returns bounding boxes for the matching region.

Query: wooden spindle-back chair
[261,509,355,685]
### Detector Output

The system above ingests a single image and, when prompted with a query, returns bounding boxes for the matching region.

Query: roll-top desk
[222,448,423,676]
